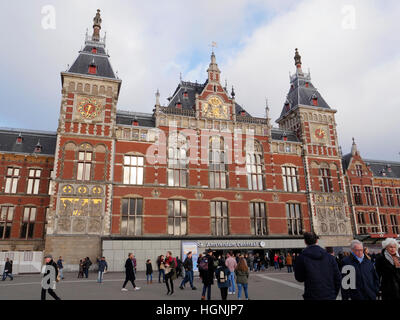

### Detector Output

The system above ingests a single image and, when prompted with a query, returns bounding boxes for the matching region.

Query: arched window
[168,134,188,187]
[77,144,93,181]
[319,166,333,193]
[282,166,299,192]
[246,141,264,191]
[209,137,228,189]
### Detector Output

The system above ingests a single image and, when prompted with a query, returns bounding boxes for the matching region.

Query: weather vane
[210,41,217,53]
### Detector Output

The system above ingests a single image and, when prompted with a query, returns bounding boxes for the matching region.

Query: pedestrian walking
[83,257,92,278]
[157,255,166,283]
[97,257,108,283]
[146,259,153,284]
[294,232,341,300]
[122,253,140,292]
[56,256,64,280]
[41,255,61,300]
[248,254,254,272]
[78,259,84,278]
[199,249,215,300]
[253,253,261,272]
[179,252,197,290]
[375,238,400,300]
[286,253,293,273]
[341,240,379,300]
[132,255,137,273]
[235,257,250,300]
[164,251,177,295]
[225,252,237,295]
[273,253,279,270]
[215,258,231,300]
[2,258,14,281]
[279,254,284,270]
[176,256,183,278]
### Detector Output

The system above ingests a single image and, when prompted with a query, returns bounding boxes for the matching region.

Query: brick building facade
[1,11,399,271]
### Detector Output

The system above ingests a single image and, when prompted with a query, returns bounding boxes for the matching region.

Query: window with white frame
[380,215,388,233]
[211,201,229,236]
[250,202,267,236]
[168,200,187,236]
[390,215,399,234]
[77,150,92,181]
[375,187,384,207]
[168,134,188,187]
[121,198,143,235]
[319,168,333,193]
[4,167,19,194]
[27,169,41,195]
[246,142,264,191]
[48,170,55,195]
[21,207,36,239]
[209,137,228,189]
[0,206,14,239]
[365,187,375,206]
[385,188,395,207]
[286,203,303,236]
[282,166,299,192]
[353,186,363,205]
[123,156,144,185]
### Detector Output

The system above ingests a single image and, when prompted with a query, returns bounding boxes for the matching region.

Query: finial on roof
[231,86,236,99]
[294,48,303,74]
[155,89,160,106]
[351,137,358,156]
[265,98,270,119]
[180,72,183,83]
[92,9,102,42]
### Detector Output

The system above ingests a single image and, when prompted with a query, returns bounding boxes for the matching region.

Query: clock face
[202,97,228,119]
[78,98,102,119]
[314,127,326,140]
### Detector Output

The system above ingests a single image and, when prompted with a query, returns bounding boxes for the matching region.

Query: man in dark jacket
[41,255,61,300]
[200,249,216,300]
[97,257,108,284]
[295,232,341,300]
[341,240,379,300]
[2,258,14,281]
[121,253,140,292]
[179,252,197,290]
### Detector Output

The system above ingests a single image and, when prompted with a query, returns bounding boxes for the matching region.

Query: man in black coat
[200,249,216,300]
[121,253,140,292]
[41,255,61,300]
[295,232,341,300]
[2,258,13,281]
[341,240,379,300]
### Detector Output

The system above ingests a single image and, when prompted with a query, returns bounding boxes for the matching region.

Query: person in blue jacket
[215,258,231,300]
[341,240,379,300]
[294,232,341,300]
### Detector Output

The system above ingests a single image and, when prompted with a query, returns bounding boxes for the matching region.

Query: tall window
[282,167,299,192]
[168,200,187,236]
[168,134,188,187]
[380,215,388,233]
[21,207,36,239]
[286,203,303,236]
[246,142,264,191]
[356,212,366,224]
[352,186,363,205]
[211,201,229,236]
[77,150,92,181]
[396,189,400,207]
[390,215,399,234]
[369,212,379,233]
[355,165,363,177]
[250,202,267,236]
[123,156,144,185]
[48,170,55,195]
[209,137,228,189]
[0,206,14,239]
[385,188,395,207]
[319,168,333,193]
[121,198,143,235]
[27,169,41,195]
[375,188,384,207]
[4,168,19,194]
[365,187,375,206]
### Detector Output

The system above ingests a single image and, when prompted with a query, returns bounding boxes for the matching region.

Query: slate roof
[364,159,400,179]
[166,81,252,117]
[342,153,353,171]
[271,128,300,143]
[67,42,116,79]
[116,111,155,128]
[278,72,330,120]
[0,128,57,156]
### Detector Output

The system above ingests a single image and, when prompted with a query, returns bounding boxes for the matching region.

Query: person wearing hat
[375,238,400,300]
[41,254,61,300]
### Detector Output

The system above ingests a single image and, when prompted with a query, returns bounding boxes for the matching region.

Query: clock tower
[276,49,353,247]
[45,10,122,268]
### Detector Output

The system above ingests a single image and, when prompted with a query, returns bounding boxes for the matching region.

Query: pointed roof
[277,49,331,122]
[66,10,117,80]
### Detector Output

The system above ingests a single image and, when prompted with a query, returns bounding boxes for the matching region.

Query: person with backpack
[146,259,153,284]
[199,249,216,300]
[215,258,231,300]
[164,251,177,295]
[225,252,237,295]
[235,257,250,300]
[179,252,197,290]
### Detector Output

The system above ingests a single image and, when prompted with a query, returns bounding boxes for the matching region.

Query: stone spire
[207,51,221,83]
[92,9,102,42]
[351,137,359,156]
[294,48,303,74]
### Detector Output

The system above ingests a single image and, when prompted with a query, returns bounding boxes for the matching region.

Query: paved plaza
[0,269,304,300]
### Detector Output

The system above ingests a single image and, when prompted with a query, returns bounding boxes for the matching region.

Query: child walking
[146,259,153,284]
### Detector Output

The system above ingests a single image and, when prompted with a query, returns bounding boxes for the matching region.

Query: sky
[0,0,399,161]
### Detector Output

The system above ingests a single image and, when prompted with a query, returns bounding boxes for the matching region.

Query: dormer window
[183,91,189,98]
[311,94,318,106]
[132,120,139,127]
[176,101,182,109]
[16,134,23,144]
[88,64,97,75]
[305,82,309,88]
[285,101,290,112]
[92,48,97,54]
[241,111,246,116]
[34,144,43,153]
